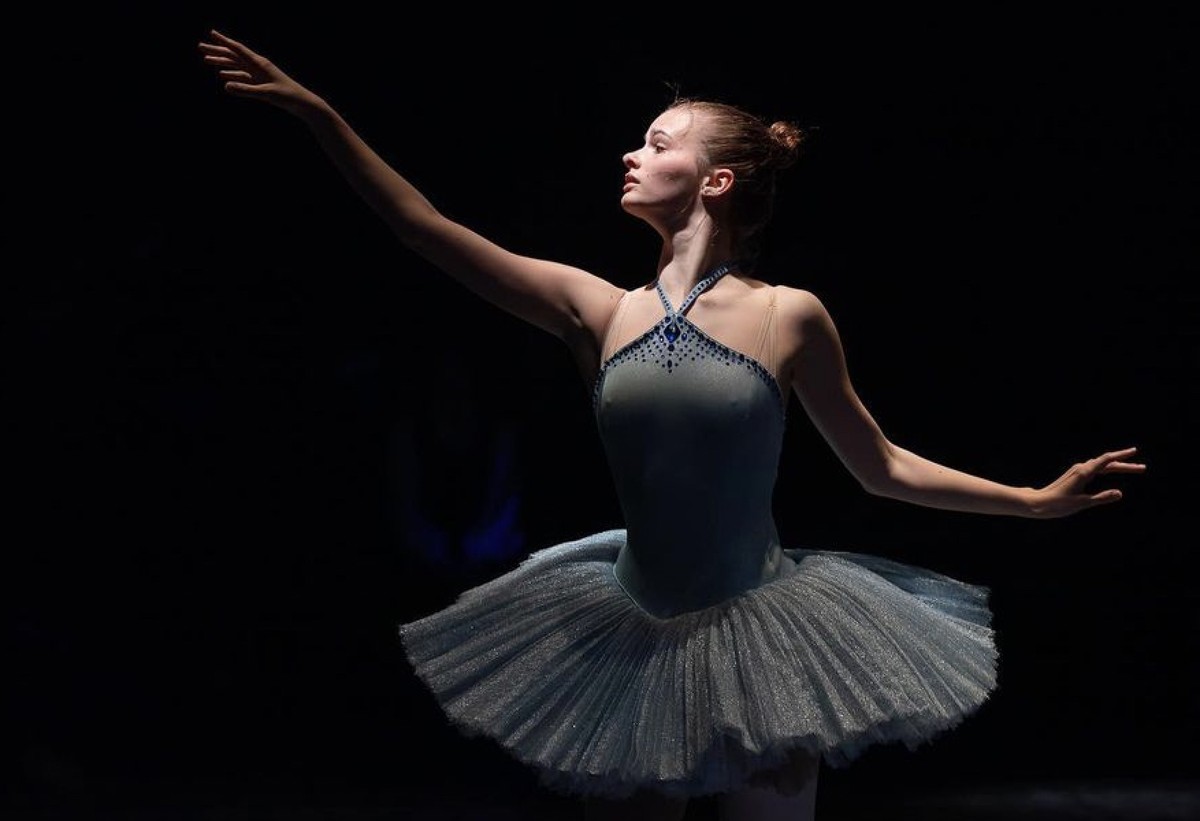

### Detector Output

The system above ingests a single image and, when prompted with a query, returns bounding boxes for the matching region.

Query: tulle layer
[399,529,997,798]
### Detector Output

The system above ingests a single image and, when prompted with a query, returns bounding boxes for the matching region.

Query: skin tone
[197,29,1147,821]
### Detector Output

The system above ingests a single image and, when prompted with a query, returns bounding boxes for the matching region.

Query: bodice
[592,262,791,617]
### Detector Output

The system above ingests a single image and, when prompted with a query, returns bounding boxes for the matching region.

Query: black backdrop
[12,5,1197,817]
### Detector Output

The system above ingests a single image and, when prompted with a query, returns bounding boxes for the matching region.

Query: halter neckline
[655,259,743,345]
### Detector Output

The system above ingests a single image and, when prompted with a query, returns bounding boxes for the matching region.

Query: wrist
[295,93,334,126]
[1020,486,1045,518]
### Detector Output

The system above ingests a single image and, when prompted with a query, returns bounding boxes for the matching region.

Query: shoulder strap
[751,286,779,377]
[600,291,635,363]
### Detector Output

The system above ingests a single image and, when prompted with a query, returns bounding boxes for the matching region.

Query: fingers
[198,47,251,87]
[201,54,239,72]
[1098,446,1147,474]
[208,29,254,58]
[197,30,261,66]
[197,41,241,73]
[1094,446,1137,461]
[198,30,271,96]
[1080,445,1143,510]
[1089,446,1146,473]
[1103,461,1148,475]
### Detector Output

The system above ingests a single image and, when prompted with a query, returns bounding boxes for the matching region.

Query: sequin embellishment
[592,260,786,416]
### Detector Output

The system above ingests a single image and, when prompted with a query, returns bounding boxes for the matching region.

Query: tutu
[400,529,997,798]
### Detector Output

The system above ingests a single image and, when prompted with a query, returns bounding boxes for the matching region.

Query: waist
[612,520,786,618]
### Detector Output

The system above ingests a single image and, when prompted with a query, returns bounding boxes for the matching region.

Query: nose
[622,149,639,169]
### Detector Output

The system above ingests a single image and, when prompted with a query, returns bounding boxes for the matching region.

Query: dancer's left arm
[783,288,1147,519]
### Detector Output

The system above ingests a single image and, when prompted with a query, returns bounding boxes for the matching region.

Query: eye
[652,143,667,153]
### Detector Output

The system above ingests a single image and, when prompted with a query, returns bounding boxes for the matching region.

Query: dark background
[11,5,1197,818]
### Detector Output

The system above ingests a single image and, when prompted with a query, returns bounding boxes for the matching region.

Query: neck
[654,215,737,295]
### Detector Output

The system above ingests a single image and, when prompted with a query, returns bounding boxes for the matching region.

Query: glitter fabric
[399,265,998,799]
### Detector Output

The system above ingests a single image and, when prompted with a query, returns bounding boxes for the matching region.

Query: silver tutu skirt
[399,529,998,799]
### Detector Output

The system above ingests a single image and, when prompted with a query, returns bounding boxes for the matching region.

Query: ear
[700,168,734,199]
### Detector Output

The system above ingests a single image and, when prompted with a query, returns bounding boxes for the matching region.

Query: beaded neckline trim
[655,259,742,345]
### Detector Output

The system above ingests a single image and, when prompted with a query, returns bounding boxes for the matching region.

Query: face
[621,107,710,223]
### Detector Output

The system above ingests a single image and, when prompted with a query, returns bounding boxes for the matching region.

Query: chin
[620,195,647,215]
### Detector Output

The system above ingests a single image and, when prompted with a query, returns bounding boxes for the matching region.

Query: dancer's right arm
[197,30,624,343]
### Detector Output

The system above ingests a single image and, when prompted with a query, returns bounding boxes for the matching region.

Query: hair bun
[768,121,809,169]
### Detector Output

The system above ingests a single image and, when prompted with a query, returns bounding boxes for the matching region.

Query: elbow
[858,473,893,499]
[853,444,900,499]
[393,218,436,252]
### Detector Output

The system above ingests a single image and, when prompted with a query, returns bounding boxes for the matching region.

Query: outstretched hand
[197,30,323,118]
[1031,446,1146,518]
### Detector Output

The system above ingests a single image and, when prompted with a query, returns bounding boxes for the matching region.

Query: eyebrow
[647,128,673,142]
